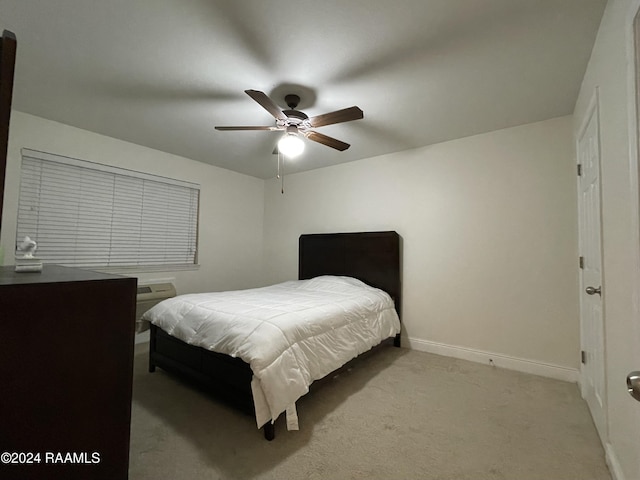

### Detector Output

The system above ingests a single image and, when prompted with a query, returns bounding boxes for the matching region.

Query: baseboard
[404,336,579,383]
[606,443,625,480]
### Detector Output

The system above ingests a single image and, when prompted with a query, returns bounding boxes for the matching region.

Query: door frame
[622,1,640,478]
[626,1,640,325]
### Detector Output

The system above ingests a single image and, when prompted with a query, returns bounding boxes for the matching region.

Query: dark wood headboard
[298,231,402,319]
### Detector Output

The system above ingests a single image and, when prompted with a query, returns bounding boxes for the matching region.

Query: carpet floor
[129,343,611,480]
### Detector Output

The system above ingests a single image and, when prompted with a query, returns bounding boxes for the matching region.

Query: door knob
[627,371,640,402]
[585,286,601,296]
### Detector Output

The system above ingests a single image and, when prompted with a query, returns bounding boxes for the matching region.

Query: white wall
[0,111,265,294]
[2,110,582,381]
[573,0,640,478]
[263,115,580,376]
[0,100,588,459]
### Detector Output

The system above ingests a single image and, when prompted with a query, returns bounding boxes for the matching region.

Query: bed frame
[148,231,402,440]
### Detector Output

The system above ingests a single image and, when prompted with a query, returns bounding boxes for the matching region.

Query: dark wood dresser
[0,265,137,480]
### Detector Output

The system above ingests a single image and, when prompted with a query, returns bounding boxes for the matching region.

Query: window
[16,148,199,269]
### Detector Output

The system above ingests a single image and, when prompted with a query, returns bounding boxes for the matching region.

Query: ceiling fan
[215,89,363,155]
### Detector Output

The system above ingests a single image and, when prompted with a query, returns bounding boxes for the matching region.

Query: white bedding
[142,275,401,430]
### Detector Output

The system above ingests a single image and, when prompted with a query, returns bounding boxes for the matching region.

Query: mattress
[142,275,401,429]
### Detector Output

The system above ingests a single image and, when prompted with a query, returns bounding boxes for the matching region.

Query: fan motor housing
[283,109,308,121]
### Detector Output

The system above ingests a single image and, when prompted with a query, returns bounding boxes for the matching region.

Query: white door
[576,91,607,442]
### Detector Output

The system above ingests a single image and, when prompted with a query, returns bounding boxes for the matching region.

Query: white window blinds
[16,149,199,269]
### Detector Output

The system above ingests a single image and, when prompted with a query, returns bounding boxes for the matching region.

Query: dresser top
[0,264,134,285]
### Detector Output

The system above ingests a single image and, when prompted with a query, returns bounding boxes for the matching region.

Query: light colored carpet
[129,343,611,480]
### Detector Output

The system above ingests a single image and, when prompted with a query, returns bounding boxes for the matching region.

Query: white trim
[576,86,600,140]
[624,5,640,480]
[138,277,177,286]
[93,263,199,275]
[606,442,626,480]
[403,336,579,383]
[627,0,640,325]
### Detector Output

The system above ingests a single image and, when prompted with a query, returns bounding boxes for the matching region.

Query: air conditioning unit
[135,282,176,333]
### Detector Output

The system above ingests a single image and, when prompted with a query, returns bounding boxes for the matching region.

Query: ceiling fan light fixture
[278,130,305,158]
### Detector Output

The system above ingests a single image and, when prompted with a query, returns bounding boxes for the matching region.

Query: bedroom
[0,0,638,479]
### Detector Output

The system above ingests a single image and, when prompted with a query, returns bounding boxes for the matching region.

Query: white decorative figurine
[15,235,43,272]
[17,236,37,258]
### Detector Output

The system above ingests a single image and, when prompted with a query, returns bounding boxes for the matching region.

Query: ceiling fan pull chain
[277,150,281,179]
[281,154,285,194]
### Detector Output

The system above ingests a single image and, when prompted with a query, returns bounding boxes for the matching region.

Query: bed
[145,231,402,440]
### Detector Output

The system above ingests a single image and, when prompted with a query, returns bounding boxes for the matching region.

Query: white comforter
[142,275,401,429]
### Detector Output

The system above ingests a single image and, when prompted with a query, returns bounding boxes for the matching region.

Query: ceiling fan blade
[245,89,287,121]
[215,126,279,131]
[308,106,363,128]
[306,131,351,151]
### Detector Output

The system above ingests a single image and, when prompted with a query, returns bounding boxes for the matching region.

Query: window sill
[90,264,200,275]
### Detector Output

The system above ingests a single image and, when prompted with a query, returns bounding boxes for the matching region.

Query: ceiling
[0,0,607,179]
